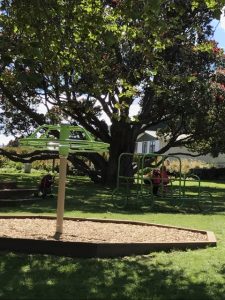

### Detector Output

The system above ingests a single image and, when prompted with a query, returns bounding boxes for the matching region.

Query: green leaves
[192,0,217,10]
[193,41,215,53]
[1,0,225,159]
[191,0,225,19]
[187,76,197,83]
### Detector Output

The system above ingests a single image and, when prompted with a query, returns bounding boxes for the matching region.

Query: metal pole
[56,155,68,234]
[55,124,70,234]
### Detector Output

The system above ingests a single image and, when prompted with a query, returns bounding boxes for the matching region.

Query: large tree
[0,0,225,183]
[186,49,225,157]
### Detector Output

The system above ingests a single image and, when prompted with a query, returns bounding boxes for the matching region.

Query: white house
[136,131,160,153]
[136,130,225,167]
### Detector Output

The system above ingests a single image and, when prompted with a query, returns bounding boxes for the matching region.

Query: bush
[0,147,59,172]
[167,158,211,175]
[190,167,225,180]
[32,160,58,172]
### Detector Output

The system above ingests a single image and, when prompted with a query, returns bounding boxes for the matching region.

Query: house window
[149,141,155,153]
[142,141,148,153]
[135,142,138,153]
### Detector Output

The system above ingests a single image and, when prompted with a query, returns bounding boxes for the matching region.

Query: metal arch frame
[112,152,213,212]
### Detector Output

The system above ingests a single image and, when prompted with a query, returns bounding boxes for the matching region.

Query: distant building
[135,131,160,153]
[136,130,225,167]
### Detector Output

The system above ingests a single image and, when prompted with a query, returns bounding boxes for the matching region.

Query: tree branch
[0,148,58,163]
[0,82,46,126]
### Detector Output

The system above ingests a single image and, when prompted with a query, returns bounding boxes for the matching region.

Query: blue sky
[213,24,225,50]
[0,11,225,146]
[212,9,225,50]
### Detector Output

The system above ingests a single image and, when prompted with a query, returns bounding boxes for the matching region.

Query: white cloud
[0,134,14,146]
[129,104,140,117]
[97,100,141,125]
[220,7,225,30]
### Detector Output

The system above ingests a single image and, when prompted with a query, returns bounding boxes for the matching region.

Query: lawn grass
[0,171,225,299]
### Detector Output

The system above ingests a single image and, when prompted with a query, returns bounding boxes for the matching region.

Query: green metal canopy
[19,124,109,154]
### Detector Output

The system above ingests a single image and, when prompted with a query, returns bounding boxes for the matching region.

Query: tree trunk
[68,121,140,186]
[105,121,139,186]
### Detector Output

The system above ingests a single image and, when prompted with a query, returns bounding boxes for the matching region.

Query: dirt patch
[0,218,208,243]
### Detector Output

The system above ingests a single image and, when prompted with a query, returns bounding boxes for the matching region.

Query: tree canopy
[0,0,225,183]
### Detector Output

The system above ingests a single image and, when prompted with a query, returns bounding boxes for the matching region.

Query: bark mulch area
[0,218,208,243]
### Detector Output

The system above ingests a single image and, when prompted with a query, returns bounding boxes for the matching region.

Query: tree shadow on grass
[0,251,223,300]
[0,173,40,187]
[0,176,224,216]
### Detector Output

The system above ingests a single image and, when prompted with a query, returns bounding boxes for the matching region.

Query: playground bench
[0,188,37,199]
[0,187,38,205]
[0,182,18,189]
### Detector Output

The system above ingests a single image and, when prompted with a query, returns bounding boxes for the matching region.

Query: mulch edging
[0,216,217,258]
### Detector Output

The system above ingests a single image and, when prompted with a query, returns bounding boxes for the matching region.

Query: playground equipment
[19,124,109,233]
[19,124,108,152]
[112,153,213,212]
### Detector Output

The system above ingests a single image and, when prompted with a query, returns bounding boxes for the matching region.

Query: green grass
[1,171,225,299]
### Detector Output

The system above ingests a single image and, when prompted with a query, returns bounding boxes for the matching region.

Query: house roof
[145,130,158,138]
[137,131,189,142]
[137,130,158,142]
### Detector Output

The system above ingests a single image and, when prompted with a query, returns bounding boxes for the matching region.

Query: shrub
[167,158,211,175]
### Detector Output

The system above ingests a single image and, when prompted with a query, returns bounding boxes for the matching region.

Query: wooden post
[56,156,68,234]
[55,124,70,234]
